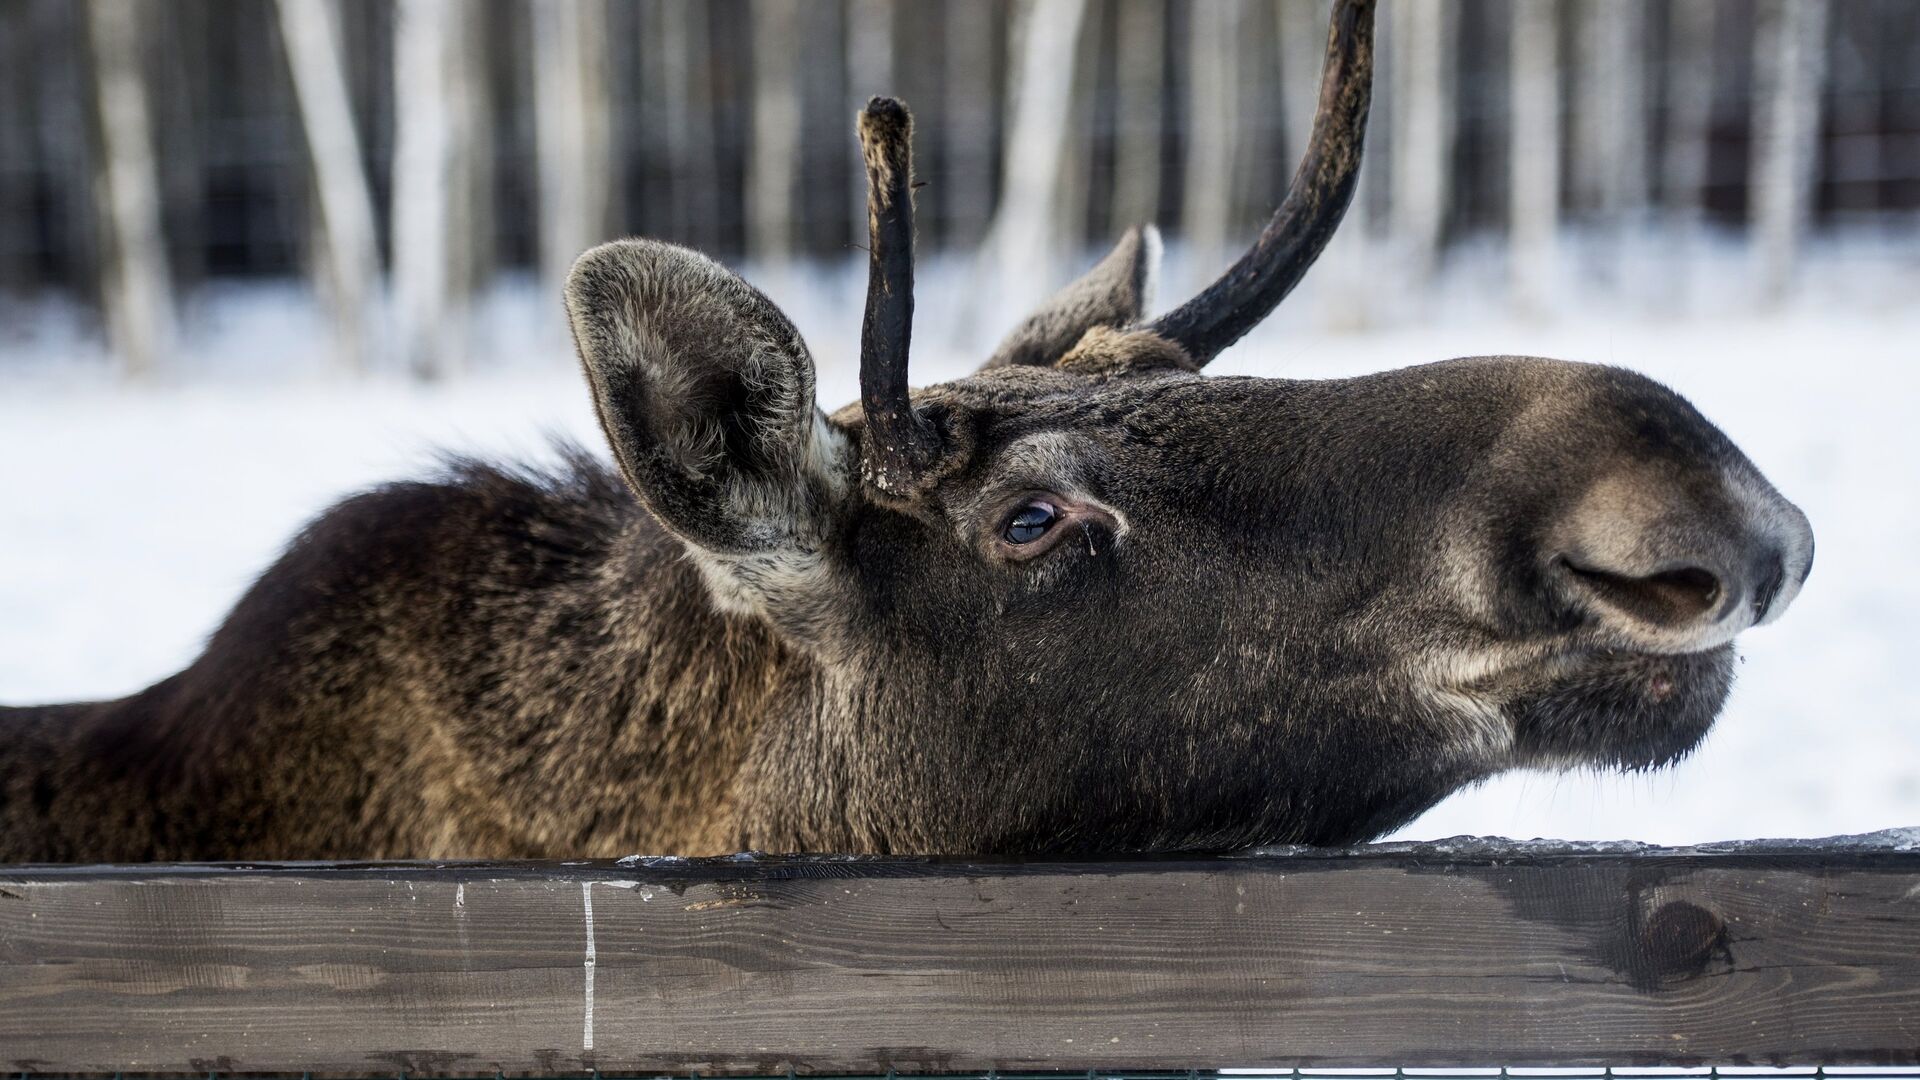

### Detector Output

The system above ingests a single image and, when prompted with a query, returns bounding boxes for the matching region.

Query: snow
[2,239,1916,846]
[1245,827,1920,860]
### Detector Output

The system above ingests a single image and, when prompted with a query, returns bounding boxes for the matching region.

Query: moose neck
[417,516,816,857]
[0,481,818,862]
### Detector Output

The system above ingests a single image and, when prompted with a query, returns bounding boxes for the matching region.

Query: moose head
[562,0,1813,852]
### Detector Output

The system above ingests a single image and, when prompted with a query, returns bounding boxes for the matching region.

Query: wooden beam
[1,836,1916,1074]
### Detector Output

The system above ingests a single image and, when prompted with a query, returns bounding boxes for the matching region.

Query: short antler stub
[856,97,943,497]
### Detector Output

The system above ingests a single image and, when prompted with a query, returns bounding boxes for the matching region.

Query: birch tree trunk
[1057,0,1105,255]
[152,3,209,297]
[846,0,894,252]
[1510,0,1562,315]
[1751,0,1829,302]
[656,0,718,251]
[454,8,495,299]
[1110,0,1165,232]
[1276,0,1320,168]
[1280,0,1378,328]
[532,0,612,302]
[943,0,998,247]
[1661,0,1716,225]
[978,0,1090,303]
[1228,1,1270,242]
[391,0,466,380]
[1182,0,1245,271]
[276,0,383,374]
[85,0,176,378]
[1571,0,1647,220]
[637,1,672,239]
[1389,0,1454,286]
[748,0,801,267]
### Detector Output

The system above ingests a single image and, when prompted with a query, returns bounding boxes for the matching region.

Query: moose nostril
[1561,560,1723,628]
[1751,559,1786,622]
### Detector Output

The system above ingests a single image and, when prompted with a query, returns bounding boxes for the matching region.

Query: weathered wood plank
[1,837,1917,1075]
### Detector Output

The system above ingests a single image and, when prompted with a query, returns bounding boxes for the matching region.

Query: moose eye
[1002,500,1061,545]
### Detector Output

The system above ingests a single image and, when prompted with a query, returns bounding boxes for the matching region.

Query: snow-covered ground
[2,239,1916,845]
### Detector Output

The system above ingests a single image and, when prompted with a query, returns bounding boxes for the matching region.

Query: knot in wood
[1640,899,1726,982]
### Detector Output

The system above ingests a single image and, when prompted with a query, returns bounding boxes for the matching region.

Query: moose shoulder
[0,0,1811,861]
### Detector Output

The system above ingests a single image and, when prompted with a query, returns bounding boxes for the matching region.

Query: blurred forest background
[0,0,1914,379]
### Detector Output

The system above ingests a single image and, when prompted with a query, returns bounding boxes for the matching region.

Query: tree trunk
[1279,0,1378,328]
[943,0,998,247]
[1276,0,1320,168]
[748,0,802,267]
[454,7,496,299]
[1572,0,1648,221]
[532,0,612,302]
[1751,0,1829,301]
[846,0,894,253]
[1509,0,1562,315]
[1181,0,1245,271]
[391,0,466,380]
[1661,0,1716,224]
[276,0,383,374]
[1389,0,1454,285]
[1110,0,1165,233]
[85,0,176,378]
[1057,0,1105,256]
[978,0,1090,304]
[1227,0,1270,246]
[149,2,210,299]
[656,0,719,251]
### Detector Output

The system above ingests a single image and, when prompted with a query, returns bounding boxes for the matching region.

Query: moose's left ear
[565,239,848,558]
[984,225,1161,369]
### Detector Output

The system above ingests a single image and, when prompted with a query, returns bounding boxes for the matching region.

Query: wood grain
[1,842,1917,1075]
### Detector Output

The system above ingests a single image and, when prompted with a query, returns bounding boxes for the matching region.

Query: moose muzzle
[1552,466,1815,654]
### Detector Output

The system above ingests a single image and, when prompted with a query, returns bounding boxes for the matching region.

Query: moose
[2,0,1811,862]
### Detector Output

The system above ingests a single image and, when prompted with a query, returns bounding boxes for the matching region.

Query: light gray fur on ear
[564,239,850,560]
[984,224,1162,369]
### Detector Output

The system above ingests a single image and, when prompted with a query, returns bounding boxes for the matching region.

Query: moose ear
[565,239,849,556]
[984,225,1162,369]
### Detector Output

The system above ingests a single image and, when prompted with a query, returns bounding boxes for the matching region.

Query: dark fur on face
[0,233,1811,861]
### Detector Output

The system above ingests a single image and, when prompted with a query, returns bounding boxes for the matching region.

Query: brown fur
[2,455,792,860]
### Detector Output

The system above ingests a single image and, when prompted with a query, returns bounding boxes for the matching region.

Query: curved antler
[1146,0,1376,365]
[856,97,942,497]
